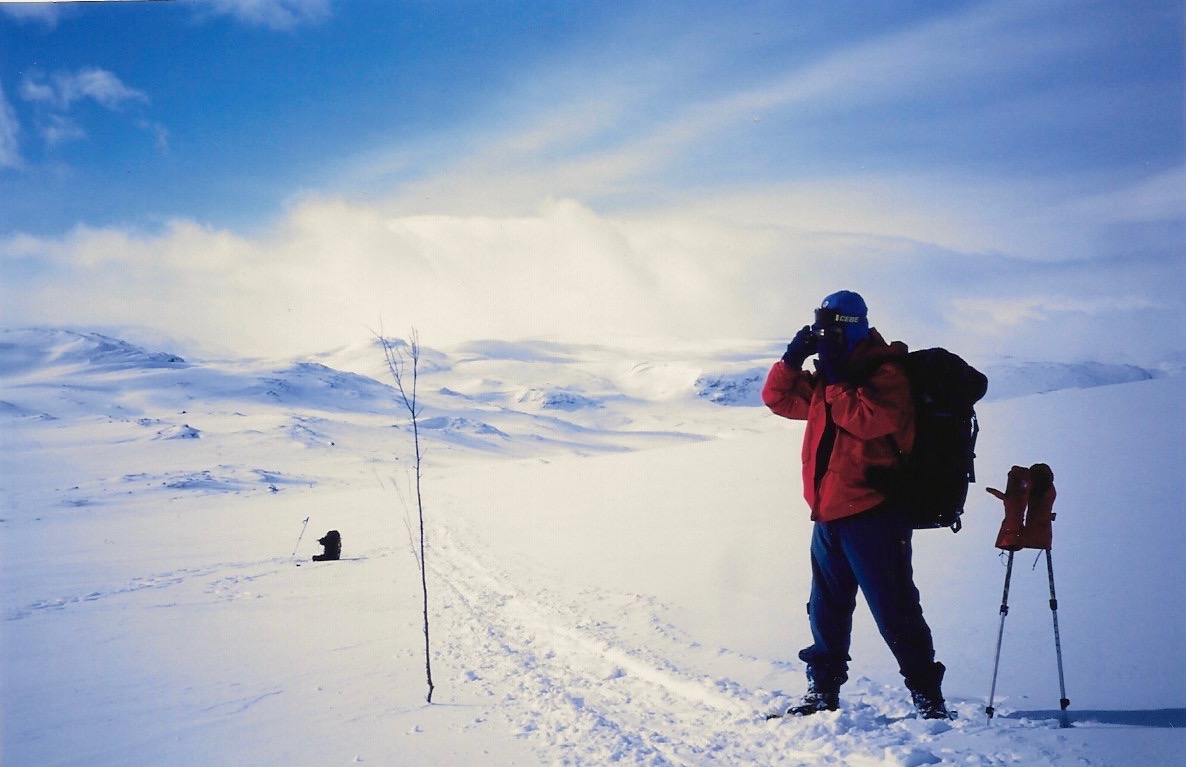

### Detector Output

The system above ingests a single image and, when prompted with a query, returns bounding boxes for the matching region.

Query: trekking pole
[1045,549,1071,728]
[985,550,1015,722]
[291,516,311,557]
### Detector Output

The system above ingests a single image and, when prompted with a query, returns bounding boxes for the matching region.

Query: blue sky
[1,0,1183,362]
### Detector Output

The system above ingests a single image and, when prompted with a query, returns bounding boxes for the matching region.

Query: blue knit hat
[815,290,870,351]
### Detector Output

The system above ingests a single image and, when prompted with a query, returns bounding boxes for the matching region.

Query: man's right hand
[781,325,817,369]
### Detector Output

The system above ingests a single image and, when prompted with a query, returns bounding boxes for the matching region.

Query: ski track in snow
[4,559,291,621]
[426,520,1091,767]
[2,527,1101,766]
[432,525,745,765]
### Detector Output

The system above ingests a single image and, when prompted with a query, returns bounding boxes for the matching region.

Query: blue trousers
[799,503,939,692]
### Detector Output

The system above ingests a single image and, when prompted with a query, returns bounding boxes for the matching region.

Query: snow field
[2,329,1183,765]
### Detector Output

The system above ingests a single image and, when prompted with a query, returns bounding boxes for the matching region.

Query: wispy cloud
[357,0,1160,263]
[0,2,60,28]
[202,0,330,30]
[0,81,20,168]
[2,0,329,31]
[1054,169,1186,224]
[956,294,1162,329]
[41,113,87,146]
[21,68,148,111]
[16,67,164,153]
[136,119,170,153]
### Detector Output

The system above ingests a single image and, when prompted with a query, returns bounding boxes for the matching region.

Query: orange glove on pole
[987,465,1031,551]
[1022,463,1056,550]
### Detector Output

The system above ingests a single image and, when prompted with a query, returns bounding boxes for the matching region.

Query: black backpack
[896,348,988,532]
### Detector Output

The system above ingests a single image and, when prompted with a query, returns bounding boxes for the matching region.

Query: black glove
[781,325,817,369]
[816,328,849,384]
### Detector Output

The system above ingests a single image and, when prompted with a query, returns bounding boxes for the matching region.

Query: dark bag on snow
[313,530,342,561]
[896,348,988,532]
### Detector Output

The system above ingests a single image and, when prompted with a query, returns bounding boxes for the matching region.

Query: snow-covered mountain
[980,358,1161,402]
[2,327,1183,766]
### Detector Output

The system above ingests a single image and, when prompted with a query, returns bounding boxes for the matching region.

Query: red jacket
[762,329,915,522]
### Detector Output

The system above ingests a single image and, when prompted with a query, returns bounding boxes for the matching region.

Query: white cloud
[337,0,1156,269]
[203,0,330,30]
[3,193,1182,364]
[0,80,20,168]
[0,3,60,28]
[2,0,326,38]
[954,295,1162,329]
[2,1,1179,364]
[16,67,162,152]
[66,67,148,109]
[0,199,799,358]
[21,68,148,111]
[137,119,170,152]
[18,78,56,105]
[42,113,87,146]
[1054,169,1186,225]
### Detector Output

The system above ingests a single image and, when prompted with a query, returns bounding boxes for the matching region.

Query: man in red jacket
[762,290,951,719]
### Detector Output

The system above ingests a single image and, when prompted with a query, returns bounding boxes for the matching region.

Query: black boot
[783,665,844,716]
[786,687,840,716]
[911,688,952,720]
[907,662,953,720]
